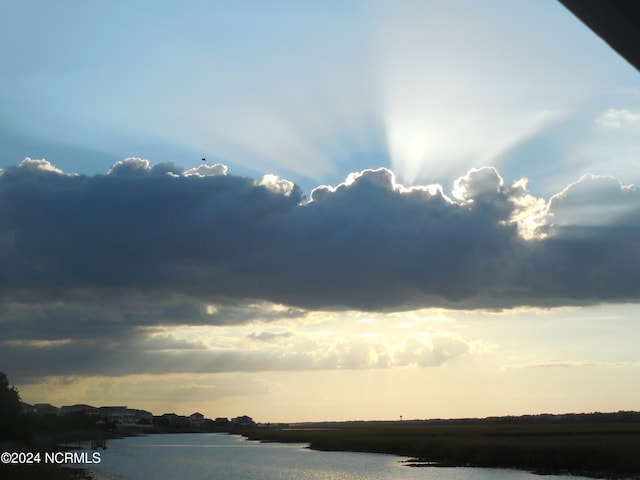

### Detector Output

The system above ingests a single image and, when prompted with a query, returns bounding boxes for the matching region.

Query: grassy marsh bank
[242,418,640,479]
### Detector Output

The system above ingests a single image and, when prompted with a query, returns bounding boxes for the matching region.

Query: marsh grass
[243,422,640,478]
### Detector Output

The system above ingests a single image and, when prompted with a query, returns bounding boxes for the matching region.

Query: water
[87,433,594,480]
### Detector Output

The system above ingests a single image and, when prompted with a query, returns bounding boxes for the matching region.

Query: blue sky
[3,1,640,422]
[3,0,639,195]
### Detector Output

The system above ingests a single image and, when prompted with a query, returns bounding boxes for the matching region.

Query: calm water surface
[88,433,595,480]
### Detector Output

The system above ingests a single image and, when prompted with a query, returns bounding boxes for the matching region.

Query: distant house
[98,406,152,426]
[213,417,230,427]
[231,415,256,427]
[34,403,59,416]
[60,404,98,416]
[157,413,188,427]
[132,409,153,425]
[188,412,205,428]
[99,406,129,424]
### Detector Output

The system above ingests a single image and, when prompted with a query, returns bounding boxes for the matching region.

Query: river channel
[87,432,595,480]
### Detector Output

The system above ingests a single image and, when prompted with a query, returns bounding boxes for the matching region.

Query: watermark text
[1,451,102,465]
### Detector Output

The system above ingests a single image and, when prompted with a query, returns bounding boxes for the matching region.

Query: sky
[2,0,640,423]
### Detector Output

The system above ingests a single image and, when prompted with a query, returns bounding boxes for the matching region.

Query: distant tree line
[422,411,640,425]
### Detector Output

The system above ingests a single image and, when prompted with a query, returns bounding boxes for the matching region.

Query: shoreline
[398,458,640,480]
[240,421,640,480]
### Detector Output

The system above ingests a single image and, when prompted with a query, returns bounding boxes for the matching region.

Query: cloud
[563,106,640,189]
[14,157,66,175]
[595,109,640,128]
[394,334,469,368]
[184,163,228,177]
[0,296,307,347]
[247,331,295,343]
[452,166,503,201]
[546,174,638,230]
[2,158,640,314]
[0,323,471,379]
[3,157,640,383]
[499,360,638,371]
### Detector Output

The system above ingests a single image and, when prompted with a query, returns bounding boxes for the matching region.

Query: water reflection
[88,433,594,480]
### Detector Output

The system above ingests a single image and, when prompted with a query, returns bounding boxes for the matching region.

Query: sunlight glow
[205,305,219,315]
[395,321,414,329]
[4,339,73,348]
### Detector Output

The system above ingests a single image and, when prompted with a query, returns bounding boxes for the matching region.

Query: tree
[0,371,25,442]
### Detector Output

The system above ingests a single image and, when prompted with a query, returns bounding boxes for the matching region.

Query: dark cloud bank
[2,157,640,380]
[2,157,639,312]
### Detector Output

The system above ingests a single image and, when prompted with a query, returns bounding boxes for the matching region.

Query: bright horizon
[3,0,640,423]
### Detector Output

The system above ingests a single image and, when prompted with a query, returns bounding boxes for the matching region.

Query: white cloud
[259,174,296,197]
[17,157,65,175]
[546,174,638,230]
[108,157,152,175]
[184,163,228,177]
[595,108,640,128]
